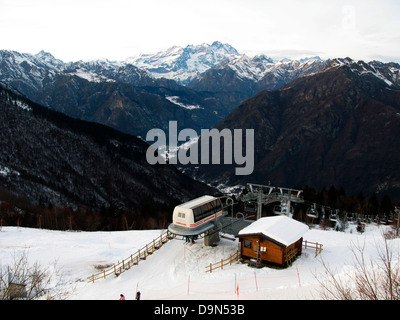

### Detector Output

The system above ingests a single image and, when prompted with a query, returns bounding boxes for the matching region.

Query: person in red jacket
[120,294,125,300]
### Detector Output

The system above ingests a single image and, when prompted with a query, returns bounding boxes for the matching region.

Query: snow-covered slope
[0,50,151,90]
[1,223,398,300]
[2,47,398,91]
[126,42,329,88]
[127,41,241,84]
[326,57,400,88]
[0,50,63,94]
[213,54,275,82]
[215,55,326,82]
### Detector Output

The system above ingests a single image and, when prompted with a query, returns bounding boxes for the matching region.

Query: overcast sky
[1,0,399,63]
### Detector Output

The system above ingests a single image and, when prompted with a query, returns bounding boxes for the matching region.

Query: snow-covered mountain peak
[32,50,65,70]
[0,43,329,88]
[35,50,59,61]
[327,58,400,88]
[251,54,275,64]
[125,42,330,85]
[126,41,242,84]
[298,56,323,63]
[212,54,275,81]
[208,41,239,54]
[211,54,326,82]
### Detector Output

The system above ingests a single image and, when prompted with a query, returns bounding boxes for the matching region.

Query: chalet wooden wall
[239,236,303,267]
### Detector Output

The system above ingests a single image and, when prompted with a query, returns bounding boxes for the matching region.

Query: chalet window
[244,240,252,248]
[260,246,267,252]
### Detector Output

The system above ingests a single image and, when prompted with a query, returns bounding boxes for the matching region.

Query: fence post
[210,263,212,273]
[88,231,172,283]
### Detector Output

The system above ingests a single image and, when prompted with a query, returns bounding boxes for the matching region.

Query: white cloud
[0,0,399,63]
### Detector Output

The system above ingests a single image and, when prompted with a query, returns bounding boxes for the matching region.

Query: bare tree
[0,250,73,300]
[316,234,400,300]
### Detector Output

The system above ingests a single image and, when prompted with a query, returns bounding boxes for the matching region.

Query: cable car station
[168,183,305,246]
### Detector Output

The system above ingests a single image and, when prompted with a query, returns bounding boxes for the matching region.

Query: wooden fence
[284,247,299,266]
[87,231,174,283]
[303,240,323,257]
[205,249,241,273]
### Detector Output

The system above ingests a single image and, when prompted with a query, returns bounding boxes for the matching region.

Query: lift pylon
[240,183,304,219]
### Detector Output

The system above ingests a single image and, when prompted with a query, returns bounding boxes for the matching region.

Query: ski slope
[0,223,398,300]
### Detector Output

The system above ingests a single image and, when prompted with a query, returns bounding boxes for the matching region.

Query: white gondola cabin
[273,202,293,216]
[168,195,224,237]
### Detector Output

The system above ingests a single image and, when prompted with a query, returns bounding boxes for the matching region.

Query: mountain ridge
[127,41,240,84]
[182,58,400,199]
[0,49,227,138]
[0,44,334,138]
[0,83,218,210]
[2,45,400,200]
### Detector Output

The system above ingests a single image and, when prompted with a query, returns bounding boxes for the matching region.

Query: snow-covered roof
[177,195,216,209]
[238,216,309,247]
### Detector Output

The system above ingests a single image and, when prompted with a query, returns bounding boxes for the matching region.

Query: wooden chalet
[237,216,309,267]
